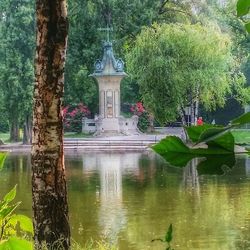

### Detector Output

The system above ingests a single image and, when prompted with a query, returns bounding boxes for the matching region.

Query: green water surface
[1,151,250,250]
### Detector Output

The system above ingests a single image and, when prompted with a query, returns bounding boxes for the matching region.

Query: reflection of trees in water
[245,156,250,176]
[182,158,200,195]
[2,153,32,215]
[81,152,143,244]
[4,153,250,249]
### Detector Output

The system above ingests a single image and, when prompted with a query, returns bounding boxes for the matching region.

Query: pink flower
[131,102,146,116]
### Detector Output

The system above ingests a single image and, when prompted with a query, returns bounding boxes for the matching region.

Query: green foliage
[65,0,198,112]
[231,129,250,145]
[138,112,150,132]
[152,112,250,173]
[0,237,33,250]
[0,155,33,249]
[185,124,214,143]
[237,0,250,33]
[152,224,174,250]
[165,224,173,244]
[236,0,250,17]
[0,0,35,140]
[0,186,33,249]
[0,153,7,171]
[126,22,245,124]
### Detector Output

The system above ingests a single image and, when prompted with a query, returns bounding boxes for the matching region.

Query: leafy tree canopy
[126,22,249,124]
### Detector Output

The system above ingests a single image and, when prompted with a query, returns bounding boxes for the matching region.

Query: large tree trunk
[190,99,195,125]
[179,107,187,126]
[31,0,70,249]
[10,118,20,142]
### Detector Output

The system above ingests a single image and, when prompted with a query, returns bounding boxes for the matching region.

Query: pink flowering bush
[130,102,150,132]
[63,103,90,132]
[130,102,145,116]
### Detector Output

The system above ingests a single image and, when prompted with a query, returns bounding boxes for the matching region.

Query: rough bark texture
[23,115,32,144]
[10,119,20,142]
[31,0,70,249]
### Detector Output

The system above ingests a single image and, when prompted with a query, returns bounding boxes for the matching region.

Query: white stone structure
[86,41,139,136]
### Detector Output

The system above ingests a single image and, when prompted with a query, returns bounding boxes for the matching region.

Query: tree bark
[179,107,187,126]
[23,115,32,144]
[31,0,70,249]
[10,118,20,142]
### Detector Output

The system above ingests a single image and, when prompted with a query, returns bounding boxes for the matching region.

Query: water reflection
[245,157,250,176]
[80,152,155,244]
[2,152,250,249]
[182,159,200,189]
[95,154,125,243]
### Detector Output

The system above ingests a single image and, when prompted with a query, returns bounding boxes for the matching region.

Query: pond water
[1,151,250,249]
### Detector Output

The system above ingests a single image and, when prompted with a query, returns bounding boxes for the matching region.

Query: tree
[126,23,248,125]
[0,0,35,142]
[64,0,197,115]
[31,0,70,249]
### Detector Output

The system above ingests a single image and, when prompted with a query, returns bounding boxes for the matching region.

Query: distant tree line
[0,0,250,141]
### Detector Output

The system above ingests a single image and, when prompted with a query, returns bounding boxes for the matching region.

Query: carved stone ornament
[116,59,124,72]
[94,59,104,72]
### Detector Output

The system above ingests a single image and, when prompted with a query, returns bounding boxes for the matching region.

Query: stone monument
[86,39,139,136]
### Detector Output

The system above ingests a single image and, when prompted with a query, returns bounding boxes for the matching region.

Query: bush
[63,103,90,133]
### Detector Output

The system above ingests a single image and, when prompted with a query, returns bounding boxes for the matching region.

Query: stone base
[82,115,140,137]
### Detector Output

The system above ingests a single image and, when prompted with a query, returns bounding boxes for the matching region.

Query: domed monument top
[91,41,127,77]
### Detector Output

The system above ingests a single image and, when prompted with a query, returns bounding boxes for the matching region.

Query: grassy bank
[232,129,250,145]
[0,133,9,142]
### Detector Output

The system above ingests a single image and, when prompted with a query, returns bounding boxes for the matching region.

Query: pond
[1,151,250,250]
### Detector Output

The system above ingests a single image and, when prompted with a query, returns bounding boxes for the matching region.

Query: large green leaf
[152,136,190,155]
[237,0,250,17]
[194,112,250,145]
[185,124,214,143]
[0,203,21,220]
[197,126,232,144]
[157,152,195,167]
[152,136,233,156]
[245,22,250,33]
[152,136,237,173]
[0,237,33,250]
[197,154,235,175]
[165,224,173,243]
[4,185,17,203]
[231,112,250,125]
[206,132,235,152]
[9,215,34,235]
[0,152,7,171]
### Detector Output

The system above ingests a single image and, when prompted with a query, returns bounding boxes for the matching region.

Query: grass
[0,133,10,142]
[72,239,118,250]
[232,129,250,145]
[39,239,117,250]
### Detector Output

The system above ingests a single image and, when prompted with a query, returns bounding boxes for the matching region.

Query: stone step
[0,141,155,152]
[64,141,156,146]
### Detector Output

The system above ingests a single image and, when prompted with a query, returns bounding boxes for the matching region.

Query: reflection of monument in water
[245,156,250,176]
[82,153,142,243]
[98,154,125,242]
